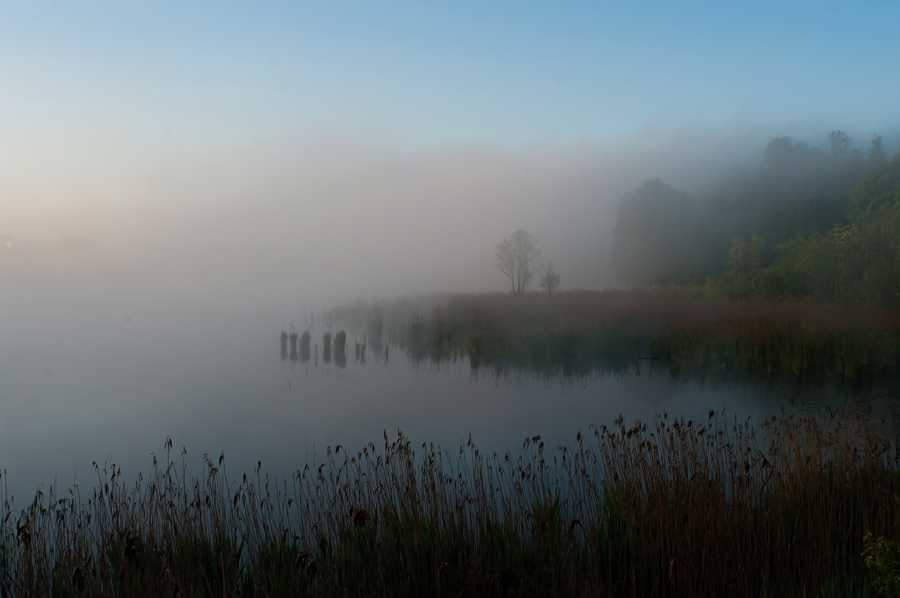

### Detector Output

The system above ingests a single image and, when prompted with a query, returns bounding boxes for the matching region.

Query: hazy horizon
[5,124,899,310]
[4,1,900,306]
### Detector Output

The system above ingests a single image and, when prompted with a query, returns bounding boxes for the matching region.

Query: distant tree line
[611,131,900,306]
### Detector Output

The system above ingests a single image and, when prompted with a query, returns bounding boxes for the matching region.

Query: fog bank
[3,123,894,309]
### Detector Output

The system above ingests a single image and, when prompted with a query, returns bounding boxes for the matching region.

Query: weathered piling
[323,332,332,364]
[300,330,311,363]
[334,330,347,368]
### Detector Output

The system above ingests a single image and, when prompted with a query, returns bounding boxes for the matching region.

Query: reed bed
[2,408,898,597]
[394,291,900,379]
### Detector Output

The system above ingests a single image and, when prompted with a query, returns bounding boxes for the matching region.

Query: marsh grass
[393,291,900,380]
[2,408,898,597]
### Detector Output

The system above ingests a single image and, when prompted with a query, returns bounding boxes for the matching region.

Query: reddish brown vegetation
[395,290,900,378]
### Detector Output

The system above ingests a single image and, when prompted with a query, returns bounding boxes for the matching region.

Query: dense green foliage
[2,410,896,597]
[612,132,900,305]
[863,529,900,596]
[612,179,700,286]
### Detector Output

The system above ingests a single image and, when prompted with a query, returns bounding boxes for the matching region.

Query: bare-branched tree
[495,230,540,295]
[495,237,516,293]
[540,261,561,298]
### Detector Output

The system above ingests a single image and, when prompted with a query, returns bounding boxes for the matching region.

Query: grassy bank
[382,291,900,380]
[2,408,898,597]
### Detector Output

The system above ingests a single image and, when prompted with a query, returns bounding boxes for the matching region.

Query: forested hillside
[612,132,900,305]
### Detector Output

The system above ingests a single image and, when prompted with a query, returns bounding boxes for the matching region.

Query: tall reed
[1,408,896,597]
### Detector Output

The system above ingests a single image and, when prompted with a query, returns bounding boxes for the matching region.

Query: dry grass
[2,407,897,597]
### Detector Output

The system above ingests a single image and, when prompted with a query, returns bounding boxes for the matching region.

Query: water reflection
[279,329,900,403]
[323,333,332,364]
[334,330,348,368]
[369,335,383,365]
[466,357,900,402]
[289,329,298,362]
[4,304,899,505]
[279,330,288,361]
[300,331,311,363]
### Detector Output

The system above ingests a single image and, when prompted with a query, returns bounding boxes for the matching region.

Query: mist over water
[3,126,900,501]
[2,126,849,305]
[1,287,890,503]
[5,3,900,593]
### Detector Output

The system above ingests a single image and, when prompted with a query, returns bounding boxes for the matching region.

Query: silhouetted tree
[496,239,515,292]
[539,261,561,298]
[828,130,853,159]
[868,135,887,169]
[611,179,697,287]
[496,230,539,294]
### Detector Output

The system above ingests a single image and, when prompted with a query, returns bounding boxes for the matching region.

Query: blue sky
[3,0,899,153]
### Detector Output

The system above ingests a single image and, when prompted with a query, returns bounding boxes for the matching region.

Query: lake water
[2,296,895,504]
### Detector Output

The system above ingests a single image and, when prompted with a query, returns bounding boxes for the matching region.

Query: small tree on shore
[540,261,561,298]
[495,230,539,295]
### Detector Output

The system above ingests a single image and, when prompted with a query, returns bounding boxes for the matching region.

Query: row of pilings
[280,328,354,367]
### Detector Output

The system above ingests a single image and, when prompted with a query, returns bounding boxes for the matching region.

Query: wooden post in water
[334,330,347,368]
[300,330,311,363]
[289,328,299,362]
[323,332,332,364]
[280,330,289,361]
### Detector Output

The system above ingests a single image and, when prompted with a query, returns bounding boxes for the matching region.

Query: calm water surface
[1,297,893,503]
